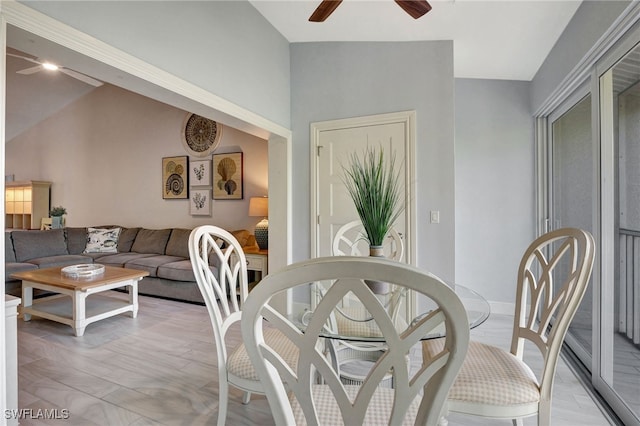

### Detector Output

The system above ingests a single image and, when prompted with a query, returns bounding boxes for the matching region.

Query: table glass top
[289,283,490,342]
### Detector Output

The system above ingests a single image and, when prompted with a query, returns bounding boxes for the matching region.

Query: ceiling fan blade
[16,65,43,75]
[395,0,432,19]
[309,0,343,22]
[7,53,41,66]
[60,68,103,87]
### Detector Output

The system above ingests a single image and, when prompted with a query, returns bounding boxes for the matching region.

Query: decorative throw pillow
[84,227,121,253]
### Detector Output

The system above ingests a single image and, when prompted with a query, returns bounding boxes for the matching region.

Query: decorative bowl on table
[61,264,105,279]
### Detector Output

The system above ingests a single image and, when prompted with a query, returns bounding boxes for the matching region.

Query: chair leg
[538,400,551,426]
[438,403,449,426]
[242,391,252,405]
[218,380,228,426]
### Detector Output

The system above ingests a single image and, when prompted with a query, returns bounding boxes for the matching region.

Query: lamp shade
[249,197,268,217]
[249,197,269,250]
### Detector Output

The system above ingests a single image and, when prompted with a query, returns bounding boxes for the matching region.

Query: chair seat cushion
[227,328,299,382]
[423,340,540,407]
[291,384,420,425]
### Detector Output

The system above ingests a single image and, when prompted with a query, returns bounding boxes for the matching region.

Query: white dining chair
[242,256,470,425]
[330,220,406,386]
[423,227,595,426]
[333,219,404,261]
[188,225,299,426]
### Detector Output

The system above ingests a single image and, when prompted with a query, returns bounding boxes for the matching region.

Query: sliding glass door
[538,8,640,425]
[548,92,594,366]
[597,38,640,425]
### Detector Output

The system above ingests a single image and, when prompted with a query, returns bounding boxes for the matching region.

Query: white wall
[455,78,534,306]
[6,84,268,231]
[290,41,456,280]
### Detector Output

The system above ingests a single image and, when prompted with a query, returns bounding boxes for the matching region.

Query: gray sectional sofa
[4,226,258,304]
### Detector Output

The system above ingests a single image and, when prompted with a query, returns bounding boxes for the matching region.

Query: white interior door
[310,111,416,315]
[316,122,407,259]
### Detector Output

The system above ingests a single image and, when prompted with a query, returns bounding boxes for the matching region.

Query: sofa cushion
[124,255,185,277]
[157,259,218,283]
[165,228,191,258]
[93,252,155,267]
[6,262,37,281]
[12,229,68,262]
[84,227,121,253]
[26,254,93,269]
[65,227,88,255]
[5,232,16,263]
[118,227,140,252]
[130,228,171,255]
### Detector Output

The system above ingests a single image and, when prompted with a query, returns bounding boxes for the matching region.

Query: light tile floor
[13,293,613,425]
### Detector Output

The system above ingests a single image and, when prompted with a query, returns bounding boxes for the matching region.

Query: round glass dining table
[289,283,491,342]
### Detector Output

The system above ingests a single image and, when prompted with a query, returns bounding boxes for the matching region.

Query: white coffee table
[12,265,149,336]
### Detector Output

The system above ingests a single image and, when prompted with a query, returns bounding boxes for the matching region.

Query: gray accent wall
[455,78,533,305]
[291,41,456,280]
[20,1,291,128]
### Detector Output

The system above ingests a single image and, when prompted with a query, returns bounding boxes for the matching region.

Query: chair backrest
[333,220,404,261]
[511,227,595,401]
[242,256,470,426]
[189,225,249,366]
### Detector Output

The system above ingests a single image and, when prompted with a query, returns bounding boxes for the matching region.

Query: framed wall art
[162,156,188,199]
[213,152,243,200]
[189,159,212,187]
[190,189,211,216]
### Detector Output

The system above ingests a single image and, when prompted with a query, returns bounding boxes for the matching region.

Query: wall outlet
[430,210,440,224]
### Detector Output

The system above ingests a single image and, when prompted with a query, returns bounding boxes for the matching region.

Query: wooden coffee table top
[11,266,149,291]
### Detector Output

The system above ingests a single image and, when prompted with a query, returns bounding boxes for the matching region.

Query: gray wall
[290,41,456,279]
[455,79,533,304]
[531,0,631,112]
[21,1,291,129]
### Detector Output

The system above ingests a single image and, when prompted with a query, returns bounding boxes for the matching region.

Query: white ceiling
[249,0,583,80]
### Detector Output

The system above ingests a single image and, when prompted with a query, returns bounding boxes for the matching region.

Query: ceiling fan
[309,0,432,22]
[7,51,103,87]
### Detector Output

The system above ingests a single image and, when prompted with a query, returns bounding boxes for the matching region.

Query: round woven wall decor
[182,113,223,157]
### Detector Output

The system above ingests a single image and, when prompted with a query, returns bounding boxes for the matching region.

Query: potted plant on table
[342,146,403,293]
[49,206,67,229]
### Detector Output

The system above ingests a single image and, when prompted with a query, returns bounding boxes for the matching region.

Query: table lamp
[249,196,268,250]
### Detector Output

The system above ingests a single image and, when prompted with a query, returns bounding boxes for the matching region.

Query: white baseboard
[487,301,516,316]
